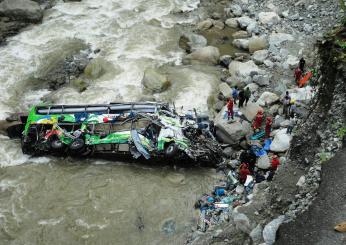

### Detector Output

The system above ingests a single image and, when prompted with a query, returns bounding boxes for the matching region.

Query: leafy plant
[337,127,346,139]
[319,151,331,162]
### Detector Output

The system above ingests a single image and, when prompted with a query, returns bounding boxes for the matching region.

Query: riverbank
[182,0,345,243]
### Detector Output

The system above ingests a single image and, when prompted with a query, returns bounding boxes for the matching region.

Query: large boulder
[282,55,299,69]
[142,68,171,93]
[197,19,213,30]
[252,50,269,64]
[219,82,232,98]
[269,33,294,47]
[248,36,269,53]
[215,108,252,145]
[234,212,251,234]
[258,12,281,26]
[183,46,220,65]
[232,39,249,50]
[252,74,270,86]
[239,102,263,121]
[256,91,279,106]
[270,129,292,152]
[263,215,286,245]
[229,60,264,84]
[0,0,43,23]
[179,33,207,53]
[237,16,256,29]
[212,20,225,30]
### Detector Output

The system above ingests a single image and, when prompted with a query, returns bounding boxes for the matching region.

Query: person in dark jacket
[238,89,245,108]
[299,57,306,72]
[244,87,251,106]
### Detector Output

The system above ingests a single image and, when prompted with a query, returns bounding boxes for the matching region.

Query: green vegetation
[337,127,346,139]
[319,151,331,163]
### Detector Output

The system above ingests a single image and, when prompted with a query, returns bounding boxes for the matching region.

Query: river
[0,0,221,244]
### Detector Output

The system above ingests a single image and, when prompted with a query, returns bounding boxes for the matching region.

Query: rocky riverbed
[178,0,345,244]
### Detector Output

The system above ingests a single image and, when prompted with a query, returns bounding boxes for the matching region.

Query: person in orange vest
[252,109,264,130]
[227,98,234,120]
[265,117,272,138]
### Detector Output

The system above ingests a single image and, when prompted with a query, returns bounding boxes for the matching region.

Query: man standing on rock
[227,98,234,120]
[282,91,291,118]
[299,57,306,72]
[232,86,239,105]
[244,87,251,106]
[238,89,245,108]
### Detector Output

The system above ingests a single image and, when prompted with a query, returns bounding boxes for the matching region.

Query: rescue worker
[265,117,272,139]
[227,98,234,120]
[294,67,302,84]
[252,109,264,130]
[289,99,297,118]
[244,87,251,106]
[232,86,239,105]
[239,163,251,184]
[286,115,297,134]
[238,89,245,108]
[282,91,291,118]
[299,57,306,72]
[271,155,280,170]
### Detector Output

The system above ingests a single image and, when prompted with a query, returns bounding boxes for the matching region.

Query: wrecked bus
[19,102,224,166]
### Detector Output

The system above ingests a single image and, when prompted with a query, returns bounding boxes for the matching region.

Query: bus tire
[165,143,179,158]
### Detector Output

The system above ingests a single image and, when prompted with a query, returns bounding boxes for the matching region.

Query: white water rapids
[0,0,221,244]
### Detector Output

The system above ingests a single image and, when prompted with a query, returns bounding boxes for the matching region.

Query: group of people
[227,86,251,120]
[238,150,280,185]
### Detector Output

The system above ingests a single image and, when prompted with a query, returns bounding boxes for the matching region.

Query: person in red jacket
[227,98,234,120]
[265,117,273,138]
[294,67,302,84]
[271,155,280,170]
[239,163,251,184]
[252,109,264,130]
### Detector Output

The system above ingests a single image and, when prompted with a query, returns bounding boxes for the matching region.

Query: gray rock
[230,4,242,17]
[269,33,294,47]
[253,74,270,86]
[250,224,263,244]
[303,23,313,33]
[282,55,299,69]
[256,91,279,106]
[229,60,264,84]
[234,212,251,234]
[222,147,234,158]
[264,59,274,68]
[252,50,269,64]
[215,109,252,145]
[247,22,259,34]
[263,215,285,245]
[183,46,220,65]
[0,0,43,23]
[213,20,225,30]
[219,82,232,98]
[248,36,269,53]
[142,68,171,93]
[225,18,239,28]
[197,19,213,30]
[232,38,249,50]
[237,16,256,29]
[258,12,281,26]
[232,30,249,39]
[240,102,263,121]
[219,55,232,67]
